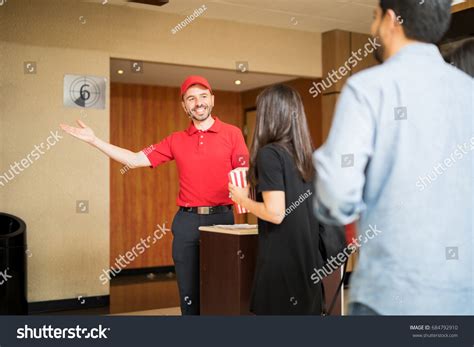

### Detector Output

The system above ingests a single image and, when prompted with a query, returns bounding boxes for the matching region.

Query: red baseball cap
[181,75,212,97]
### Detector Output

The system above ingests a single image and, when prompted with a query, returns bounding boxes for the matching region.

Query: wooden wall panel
[321,31,379,143]
[110,83,244,269]
[110,277,180,314]
[321,93,338,143]
[241,78,324,150]
[322,30,351,94]
[350,32,379,75]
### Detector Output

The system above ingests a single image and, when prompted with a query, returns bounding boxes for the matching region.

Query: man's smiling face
[182,84,214,122]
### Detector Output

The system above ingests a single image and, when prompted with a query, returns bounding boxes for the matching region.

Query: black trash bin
[0,212,28,315]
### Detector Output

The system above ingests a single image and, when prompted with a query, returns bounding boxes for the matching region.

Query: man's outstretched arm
[60,119,151,169]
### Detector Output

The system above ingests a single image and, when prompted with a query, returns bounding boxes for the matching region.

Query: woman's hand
[228,182,250,206]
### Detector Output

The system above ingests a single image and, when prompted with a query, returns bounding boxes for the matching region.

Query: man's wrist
[90,136,99,146]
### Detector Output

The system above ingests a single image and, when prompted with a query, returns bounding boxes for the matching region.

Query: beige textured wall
[0,0,322,77]
[1,42,110,302]
[0,0,321,303]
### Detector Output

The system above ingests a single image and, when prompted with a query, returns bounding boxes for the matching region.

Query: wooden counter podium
[199,225,258,315]
[199,224,345,315]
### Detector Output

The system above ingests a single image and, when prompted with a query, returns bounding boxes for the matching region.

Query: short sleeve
[256,146,285,193]
[230,127,250,169]
[142,135,174,168]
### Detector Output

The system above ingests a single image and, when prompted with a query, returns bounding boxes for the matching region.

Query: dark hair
[380,0,452,44]
[448,38,474,77]
[248,84,315,187]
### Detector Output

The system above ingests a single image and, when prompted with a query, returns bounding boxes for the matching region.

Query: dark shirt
[250,143,323,315]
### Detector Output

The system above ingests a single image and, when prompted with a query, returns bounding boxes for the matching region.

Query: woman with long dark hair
[448,38,474,77]
[228,84,323,315]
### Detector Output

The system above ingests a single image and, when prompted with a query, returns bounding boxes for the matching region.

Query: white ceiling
[100,0,378,34]
[101,0,465,90]
[105,0,380,89]
[110,59,298,91]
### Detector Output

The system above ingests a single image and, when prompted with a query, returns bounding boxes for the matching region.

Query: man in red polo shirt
[60,76,249,315]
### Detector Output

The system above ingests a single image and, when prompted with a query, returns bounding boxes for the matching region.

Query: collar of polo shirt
[186,116,222,135]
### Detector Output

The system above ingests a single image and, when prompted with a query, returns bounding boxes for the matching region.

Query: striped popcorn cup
[228,167,250,214]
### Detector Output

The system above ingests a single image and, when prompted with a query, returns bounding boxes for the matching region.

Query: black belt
[179,205,233,215]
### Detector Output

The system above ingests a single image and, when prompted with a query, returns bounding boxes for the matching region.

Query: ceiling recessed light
[117,69,124,75]
[234,79,242,85]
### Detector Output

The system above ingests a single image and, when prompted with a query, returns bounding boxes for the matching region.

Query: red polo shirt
[142,117,249,207]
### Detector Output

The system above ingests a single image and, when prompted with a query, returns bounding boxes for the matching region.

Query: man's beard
[187,104,212,121]
[373,40,385,64]
[373,25,385,64]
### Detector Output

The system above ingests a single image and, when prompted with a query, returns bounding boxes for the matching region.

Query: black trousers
[171,209,234,315]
